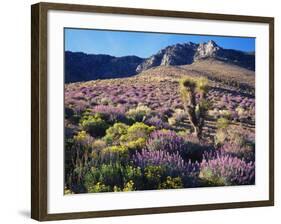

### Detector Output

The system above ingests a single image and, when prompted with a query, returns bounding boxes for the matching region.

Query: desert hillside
[64,40,255,194]
[65,61,255,142]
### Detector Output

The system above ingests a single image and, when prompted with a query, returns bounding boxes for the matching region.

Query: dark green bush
[80,114,109,137]
[123,166,143,190]
[143,165,166,190]
[87,164,124,189]
[84,163,143,192]
[65,107,74,119]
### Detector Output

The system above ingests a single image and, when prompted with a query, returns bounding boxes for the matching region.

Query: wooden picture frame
[31,2,274,221]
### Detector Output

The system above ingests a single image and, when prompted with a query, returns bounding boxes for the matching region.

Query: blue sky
[65,28,255,58]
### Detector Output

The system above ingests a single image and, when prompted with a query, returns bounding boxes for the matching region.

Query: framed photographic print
[31,2,274,221]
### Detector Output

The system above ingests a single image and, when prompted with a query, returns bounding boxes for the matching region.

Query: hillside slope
[65,51,144,83]
[137,59,254,94]
[65,63,255,141]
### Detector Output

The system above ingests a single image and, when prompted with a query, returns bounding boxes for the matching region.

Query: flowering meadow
[64,70,255,194]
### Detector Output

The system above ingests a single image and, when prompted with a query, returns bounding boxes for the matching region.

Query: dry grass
[181,59,255,87]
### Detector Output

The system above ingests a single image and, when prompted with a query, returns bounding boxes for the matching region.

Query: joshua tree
[179,76,209,140]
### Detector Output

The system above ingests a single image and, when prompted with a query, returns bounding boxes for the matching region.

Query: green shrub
[160,176,183,189]
[126,105,151,122]
[103,123,129,145]
[113,185,122,192]
[217,117,230,129]
[120,122,155,151]
[64,187,74,195]
[123,180,135,191]
[101,145,129,163]
[73,130,93,146]
[72,130,93,161]
[80,114,109,137]
[121,122,155,142]
[125,138,146,151]
[84,163,145,192]
[84,169,112,193]
[65,130,94,191]
[91,139,107,152]
[123,166,143,190]
[112,180,136,192]
[143,165,166,190]
[91,139,107,161]
[89,163,124,188]
[87,182,111,193]
[199,167,226,186]
[215,125,247,146]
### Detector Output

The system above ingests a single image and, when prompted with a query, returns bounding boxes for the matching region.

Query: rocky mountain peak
[136,40,255,73]
[194,40,221,60]
[136,42,198,73]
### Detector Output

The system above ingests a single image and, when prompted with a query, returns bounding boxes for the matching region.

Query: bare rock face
[136,42,197,73]
[194,40,220,60]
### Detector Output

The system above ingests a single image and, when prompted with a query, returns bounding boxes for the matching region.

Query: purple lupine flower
[219,142,255,162]
[144,117,169,129]
[200,151,255,185]
[146,130,187,154]
[133,149,200,179]
[71,100,88,114]
[91,105,126,122]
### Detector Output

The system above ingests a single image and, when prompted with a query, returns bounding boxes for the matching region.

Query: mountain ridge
[136,40,255,73]
[65,40,255,83]
[65,51,144,83]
